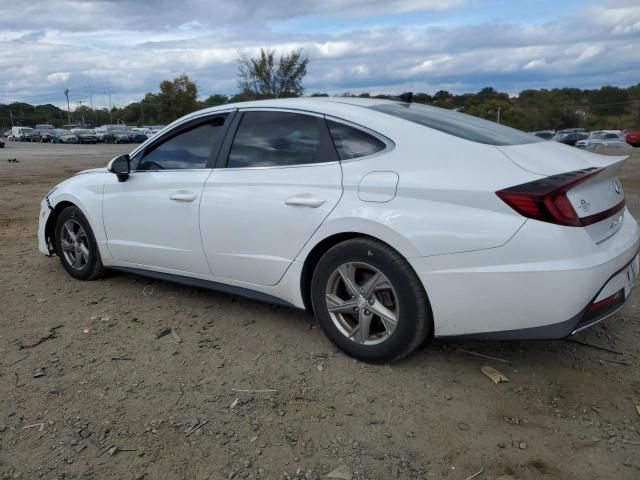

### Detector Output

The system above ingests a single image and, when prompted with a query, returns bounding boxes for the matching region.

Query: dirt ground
[1,141,640,480]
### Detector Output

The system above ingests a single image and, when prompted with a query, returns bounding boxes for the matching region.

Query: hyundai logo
[614,179,622,195]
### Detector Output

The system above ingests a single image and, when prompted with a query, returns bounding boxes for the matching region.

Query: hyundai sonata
[38,98,639,362]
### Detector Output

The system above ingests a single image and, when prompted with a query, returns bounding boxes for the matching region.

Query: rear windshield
[369,103,543,146]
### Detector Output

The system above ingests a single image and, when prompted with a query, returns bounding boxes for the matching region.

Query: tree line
[2,49,639,132]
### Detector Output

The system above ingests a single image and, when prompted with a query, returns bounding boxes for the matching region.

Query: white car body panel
[411,210,639,336]
[200,161,343,286]
[38,97,640,342]
[102,170,213,275]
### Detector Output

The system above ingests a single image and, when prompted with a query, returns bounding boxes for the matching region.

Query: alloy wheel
[325,262,399,345]
[60,219,90,271]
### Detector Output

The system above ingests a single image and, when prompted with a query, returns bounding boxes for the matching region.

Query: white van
[11,126,37,141]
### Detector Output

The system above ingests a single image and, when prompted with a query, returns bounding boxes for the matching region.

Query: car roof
[187,97,394,118]
[163,97,408,141]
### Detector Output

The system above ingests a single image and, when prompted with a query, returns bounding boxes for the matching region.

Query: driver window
[137,115,226,171]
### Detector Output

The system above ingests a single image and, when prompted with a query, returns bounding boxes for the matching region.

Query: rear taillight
[496,168,622,227]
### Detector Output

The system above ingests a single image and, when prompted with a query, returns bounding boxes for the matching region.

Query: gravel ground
[1,141,640,480]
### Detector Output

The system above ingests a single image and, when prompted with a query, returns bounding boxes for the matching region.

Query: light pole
[64,89,71,126]
[78,100,85,127]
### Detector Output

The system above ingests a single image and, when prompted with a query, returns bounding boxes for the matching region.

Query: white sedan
[576,131,632,151]
[38,98,640,362]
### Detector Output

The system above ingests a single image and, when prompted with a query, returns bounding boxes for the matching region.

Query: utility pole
[140,102,144,124]
[78,100,85,127]
[9,110,14,127]
[497,107,502,124]
[107,80,113,124]
[87,80,98,125]
[64,89,71,126]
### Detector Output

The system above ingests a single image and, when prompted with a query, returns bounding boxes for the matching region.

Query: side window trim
[323,115,395,162]
[219,109,339,170]
[214,111,244,169]
[132,110,236,172]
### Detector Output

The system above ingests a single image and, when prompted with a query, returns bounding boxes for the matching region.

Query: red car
[625,129,640,147]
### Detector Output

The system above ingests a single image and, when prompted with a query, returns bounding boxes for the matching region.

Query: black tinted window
[327,120,386,160]
[369,103,542,146]
[228,112,324,168]
[138,116,226,170]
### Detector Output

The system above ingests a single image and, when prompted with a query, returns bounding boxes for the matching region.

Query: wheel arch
[299,232,433,329]
[44,200,78,250]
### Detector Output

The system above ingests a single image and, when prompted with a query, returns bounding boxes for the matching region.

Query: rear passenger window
[228,112,327,168]
[327,120,386,160]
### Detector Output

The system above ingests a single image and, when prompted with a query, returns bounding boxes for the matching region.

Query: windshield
[369,103,543,146]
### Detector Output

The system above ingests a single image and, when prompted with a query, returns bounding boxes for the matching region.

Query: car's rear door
[199,109,343,286]
[103,111,233,275]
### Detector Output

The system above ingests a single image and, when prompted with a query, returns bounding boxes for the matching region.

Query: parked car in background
[131,127,152,136]
[112,130,130,144]
[0,136,4,148]
[38,98,639,363]
[25,129,42,142]
[36,125,57,143]
[625,129,640,147]
[552,131,589,146]
[99,131,116,143]
[531,130,555,140]
[51,129,79,144]
[580,135,632,152]
[576,132,631,151]
[576,131,618,148]
[128,132,149,143]
[71,129,99,144]
[11,126,41,142]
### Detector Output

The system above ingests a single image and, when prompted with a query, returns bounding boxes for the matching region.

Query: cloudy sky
[1,0,639,109]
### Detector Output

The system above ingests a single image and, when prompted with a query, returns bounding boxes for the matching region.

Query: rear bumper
[410,210,640,338]
[440,252,638,340]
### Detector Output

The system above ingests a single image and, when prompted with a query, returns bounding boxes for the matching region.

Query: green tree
[589,86,630,116]
[157,73,199,123]
[238,48,309,99]
[201,94,229,108]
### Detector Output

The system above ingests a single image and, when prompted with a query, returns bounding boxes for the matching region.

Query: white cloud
[47,72,70,84]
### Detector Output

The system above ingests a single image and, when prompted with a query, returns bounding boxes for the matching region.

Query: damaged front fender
[37,197,54,256]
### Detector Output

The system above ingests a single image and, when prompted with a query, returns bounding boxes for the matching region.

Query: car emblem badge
[579,199,590,212]
[614,179,621,195]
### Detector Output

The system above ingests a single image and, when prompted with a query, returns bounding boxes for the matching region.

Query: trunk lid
[567,159,627,243]
[498,142,628,244]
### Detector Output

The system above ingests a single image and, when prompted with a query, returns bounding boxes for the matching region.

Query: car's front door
[103,112,232,275]
[200,110,343,286]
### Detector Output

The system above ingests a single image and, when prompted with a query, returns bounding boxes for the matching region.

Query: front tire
[311,238,430,363]
[54,206,104,280]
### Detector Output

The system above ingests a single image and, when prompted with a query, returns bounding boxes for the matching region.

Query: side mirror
[108,154,130,182]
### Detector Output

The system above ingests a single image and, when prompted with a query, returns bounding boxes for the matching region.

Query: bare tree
[238,48,309,99]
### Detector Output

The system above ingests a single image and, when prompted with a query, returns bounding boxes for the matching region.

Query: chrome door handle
[285,195,326,208]
[169,190,198,202]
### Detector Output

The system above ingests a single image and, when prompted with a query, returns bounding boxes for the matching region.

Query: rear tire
[54,206,104,280]
[311,238,430,363]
